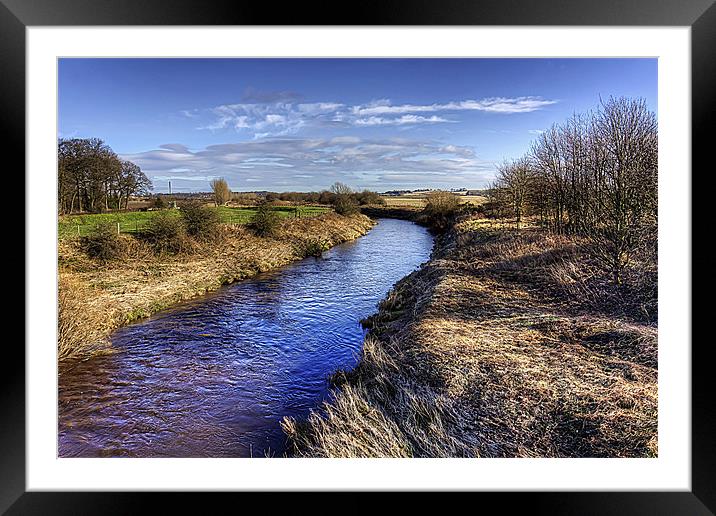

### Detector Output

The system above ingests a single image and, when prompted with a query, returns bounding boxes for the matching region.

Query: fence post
[117,222,120,235]
[77,225,80,237]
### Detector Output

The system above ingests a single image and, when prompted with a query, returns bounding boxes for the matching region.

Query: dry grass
[381,194,487,210]
[58,275,118,360]
[381,197,428,209]
[284,216,657,457]
[58,213,374,360]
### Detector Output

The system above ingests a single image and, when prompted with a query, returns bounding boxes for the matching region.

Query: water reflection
[58,219,433,457]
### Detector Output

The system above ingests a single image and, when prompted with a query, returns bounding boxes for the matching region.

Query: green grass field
[58,205,331,239]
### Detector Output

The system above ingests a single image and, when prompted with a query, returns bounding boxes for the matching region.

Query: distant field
[381,197,427,209]
[58,205,330,239]
[381,194,488,209]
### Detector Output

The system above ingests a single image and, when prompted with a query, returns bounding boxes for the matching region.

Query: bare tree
[531,127,568,233]
[330,182,353,196]
[495,158,533,228]
[491,96,657,285]
[210,177,231,206]
[583,97,658,285]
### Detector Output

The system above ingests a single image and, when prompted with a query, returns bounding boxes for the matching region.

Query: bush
[232,192,260,205]
[180,200,221,240]
[141,211,188,254]
[152,196,166,209]
[422,191,460,230]
[251,203,281,237]
[425,191,460,216]
[295,238,328,258]
[333,195,359,216]
[355,190,385,206]
[80,221,125,261]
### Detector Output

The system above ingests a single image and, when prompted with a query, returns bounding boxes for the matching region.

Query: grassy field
[284,216,657,458]
[58,205,330,239]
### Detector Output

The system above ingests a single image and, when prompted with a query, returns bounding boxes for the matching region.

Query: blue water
[58,219,433,457]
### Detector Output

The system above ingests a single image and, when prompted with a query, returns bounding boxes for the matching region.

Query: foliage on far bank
[180,200,222,241]
[58,213,374,360]
[251,202,282,237]
[80,221,126,262]
[420,190,462,231]
[329,182,360,216]
[140,211,191,255]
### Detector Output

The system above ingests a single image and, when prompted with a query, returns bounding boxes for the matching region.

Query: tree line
[58,138,151,214]
[488,97,658,285]
[258,188,384,207]
[219,182,385,210]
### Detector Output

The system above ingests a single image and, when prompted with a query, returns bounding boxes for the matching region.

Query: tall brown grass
[58,275,114,360]
[285,216,658,458]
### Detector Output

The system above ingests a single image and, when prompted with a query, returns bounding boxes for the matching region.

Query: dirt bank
[283,216,658,457]
[58,213,374,360]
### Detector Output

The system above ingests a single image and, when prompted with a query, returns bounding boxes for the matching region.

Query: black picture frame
[5,0,712,512]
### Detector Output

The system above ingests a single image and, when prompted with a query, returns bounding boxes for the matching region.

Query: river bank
[59,218,433,457]
[58,213,374,361]
[283,216,658,457]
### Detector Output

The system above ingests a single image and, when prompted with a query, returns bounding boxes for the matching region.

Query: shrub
[232,192,260,205]
[425,191,460,216]
[318,191,336,205]
[355,190,385,206]
[180,200,221,240]
[80,221,125,261]
[333,195,359,216]
[422,191,460,230]
[152,196,166,209]
[141,211,188,254]
[251,203,281,237]
[295,238,328,258]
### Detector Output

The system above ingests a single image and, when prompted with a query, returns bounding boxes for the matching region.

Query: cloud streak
[121,137,495,192]
[351,97,558,116]
[194,96,558,138]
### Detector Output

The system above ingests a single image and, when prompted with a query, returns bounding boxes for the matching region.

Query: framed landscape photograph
[8,0,713,512]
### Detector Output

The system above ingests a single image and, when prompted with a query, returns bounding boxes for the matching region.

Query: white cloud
[354,115,452,126]
[121,137,496,192]
[351,97,558,116]
[193,96,558,137]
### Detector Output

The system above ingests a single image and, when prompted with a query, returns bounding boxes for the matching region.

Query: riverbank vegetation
[58,204,330,239]
[284,216,658,457]
[58,212,374,360]
[284,97,658,458]
[487,97,657,286]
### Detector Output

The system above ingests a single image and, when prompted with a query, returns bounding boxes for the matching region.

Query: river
[58,218,433,457]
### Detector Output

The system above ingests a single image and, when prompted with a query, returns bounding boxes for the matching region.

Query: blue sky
[59,58,657,193]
